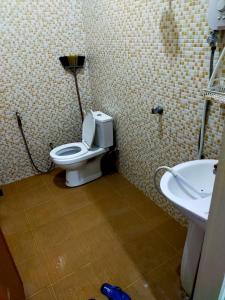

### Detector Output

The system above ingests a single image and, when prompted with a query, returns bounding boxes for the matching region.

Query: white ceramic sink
[160,159,217,227]
[159,159,217,296]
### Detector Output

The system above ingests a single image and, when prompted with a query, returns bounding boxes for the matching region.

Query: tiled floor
[0,170,187,300]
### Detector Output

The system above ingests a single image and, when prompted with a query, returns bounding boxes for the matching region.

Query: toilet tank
[93,111,113,148]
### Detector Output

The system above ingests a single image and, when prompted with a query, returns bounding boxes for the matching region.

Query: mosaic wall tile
[2,0,225,223]
[81,0,225,222]
[0,0,92,184]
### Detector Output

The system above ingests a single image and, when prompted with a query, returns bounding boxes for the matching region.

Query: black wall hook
[151,106,164,115]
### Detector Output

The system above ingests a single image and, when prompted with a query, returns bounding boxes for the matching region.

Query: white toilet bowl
[50,142,107,187]
[50,111,113,187]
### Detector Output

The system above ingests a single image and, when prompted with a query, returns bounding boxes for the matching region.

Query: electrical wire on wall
[16,112,54,174]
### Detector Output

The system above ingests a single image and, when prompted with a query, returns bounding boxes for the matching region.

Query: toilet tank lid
[93,111,113,123]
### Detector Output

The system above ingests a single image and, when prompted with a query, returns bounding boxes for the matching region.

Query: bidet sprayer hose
[16,112,54,174]
[154,166,210,199]
[153,166,175,196]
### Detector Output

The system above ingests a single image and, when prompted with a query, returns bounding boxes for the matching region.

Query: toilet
[50,111,113,187]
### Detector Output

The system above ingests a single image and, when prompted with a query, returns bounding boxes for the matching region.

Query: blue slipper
[101,283,131,300]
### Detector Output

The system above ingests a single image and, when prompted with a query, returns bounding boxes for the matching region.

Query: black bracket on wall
[151,106,164,115]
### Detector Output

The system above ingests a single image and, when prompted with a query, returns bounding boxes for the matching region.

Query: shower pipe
[198,31,218,159]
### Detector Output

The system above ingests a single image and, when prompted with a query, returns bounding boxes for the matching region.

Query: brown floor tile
[107,209,150,243]
[45,221,122,285]
[104,173,135,196]
[21,185,54,211]
[77,176,118,202]
[144,255,186,300]
[66,203,108,235]
[126,193,169,221]
[93,196,128,221]
[52,264,106,300]
[45,235,90,284]
[125,229,177,276]
[54,188,92,216]
[5,231,40,265]
[28,287,56,300]
[2,172,185,300]
[25,199,66,229]
[126,255,186,300]
[81,221,116,255]
[33,215,73,250]
[0,195,26,217]
[126,278,158,299]
[17,253,51,298]
[105,174,170,230]
[40,169,66,190]
[91,243,141,288]
[155,219,187,252]
[1,180,44,223]
[0,211,30,237]
[95,237,127,263]
[2,175,44,195]
[0,185,54,218]
[41,169,77,197]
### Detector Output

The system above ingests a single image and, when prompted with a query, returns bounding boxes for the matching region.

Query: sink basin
[159,159,217,296]
[160,159,217,228]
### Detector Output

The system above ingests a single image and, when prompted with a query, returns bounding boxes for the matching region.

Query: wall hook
[151,106,164,115]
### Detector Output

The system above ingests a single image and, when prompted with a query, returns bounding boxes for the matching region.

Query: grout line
[4,173,185,299]
[125,277,145,289]
[49,270,78,287]
[25,284,53,299]
[23,197,54,214]
[48,261,94,290]
[50,286,58,300]
[129,206,149,222]
[125,252,181,292]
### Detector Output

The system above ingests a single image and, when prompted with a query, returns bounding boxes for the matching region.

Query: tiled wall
[0,0,92,184]
[2,0,225,222]
[82,0,225,222]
